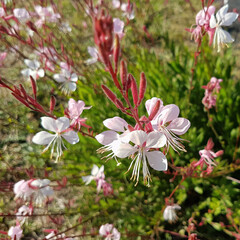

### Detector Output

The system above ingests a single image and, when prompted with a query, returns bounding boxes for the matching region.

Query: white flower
[82,164,104,185]
[53,70,78,94]
[163,204,181,222]
[99,223,120,240]
[13,8,30,22]
[210,4,239,52]
[30,179,54,206]
[21,59,45,81]
[111,130,167,186]
[86,47,99,65]
[32,117,79,162]
[8,225,23,240]
[59,22,72,33]
[16,205,32,224]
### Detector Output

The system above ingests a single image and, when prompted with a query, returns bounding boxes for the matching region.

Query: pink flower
[8,225,23,240]
[147,99,191,153]
[35,5,61,28]
[202,77,222,109]
[0,52,7,66]
[102,181,113,196]
[14,180,34,201]
[189,6,215,45]
[99,223,120,240]
[113,18,125,39]
[195,138,224,174]
[66,98,92,129]
[0,8,5,18]
[112,0,120,9]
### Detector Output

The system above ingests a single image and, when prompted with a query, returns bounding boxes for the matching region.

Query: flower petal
[146,151,168,171]
[37,69,45,77]
[216,4,229,23]
[157,104,180,125]
[167,118,191,135]
[82,175,94,185]
[71,73,78,82]
[62,131,79,144]
[91,164,100,176]
[32,131,55,145]
[41,117,58,132]
[103,117,128,132]
[112,141,136,158]
[95,130,119,145]
[210,15,217,28]
[146,131,167,148]
[53,74,66,82]
[221,12,239,26]
[128,130,147,146]
[56,117,70,132]
[66,82,77,92]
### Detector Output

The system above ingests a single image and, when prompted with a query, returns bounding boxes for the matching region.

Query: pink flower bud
[129,74,138,106]
[138,72,147,106]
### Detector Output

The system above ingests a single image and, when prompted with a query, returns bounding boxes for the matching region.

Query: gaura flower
[16,205,32,224]
[112,0,120,9]
[13,180,33,201]
[99,223,120,240]
[190,6,215,44]
[96,116,130,166]
[163,204,181,223]
[21,59,45,81]
[13,8,30,22]
[121,2,134,20]
[82,165,113,195]
[8,225,23,240]
[82,165,104,187]
[53,69,78,94]
[32,117,79,162]
[195,138,223,174]
[147,99,190,153]
[113,18,125,39]
[67,98,92,129]
[35,5,61,28]
[30,179,54,206]
[202,77,223,109]
[86,47,99,65]
[210,4,239,52]
[111,130,167,186]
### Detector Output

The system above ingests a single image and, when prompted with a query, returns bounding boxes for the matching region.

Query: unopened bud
[138,72,147,106]
[101,84,117,103]
[50,96,56,113]
[148,100,160,121]
[129,74,138,106]
[120,60,127,89]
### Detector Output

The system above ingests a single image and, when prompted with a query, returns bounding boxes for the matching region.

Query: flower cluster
[99,223,120,240]
[189,4,238,52]
[96,98,190,186]
[14,179,54,206]
[202,77,222,109]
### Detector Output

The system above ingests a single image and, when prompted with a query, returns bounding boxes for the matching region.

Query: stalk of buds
[94,10,113,63]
